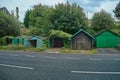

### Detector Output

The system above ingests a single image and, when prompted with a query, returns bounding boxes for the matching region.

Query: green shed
[12,36,24,45]
[95,29,120,48]
[0,36,14,46]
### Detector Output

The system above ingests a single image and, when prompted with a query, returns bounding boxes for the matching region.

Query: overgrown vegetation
[0,11,20,37]
[0,44,27,50]
[0,44,47,52]
[60,48,97,54]
[49,30,72,48]
[0,36,14,46]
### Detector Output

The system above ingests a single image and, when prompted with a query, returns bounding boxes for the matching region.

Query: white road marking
[48,52,59,53]
[113,59,120,61]
[64,58,80,60]
[25,55,35,57]
[10,54,19,56]
[44,56,57,59]
[89,58,103,60]
[0,64,34,70]
[71,71,120,74]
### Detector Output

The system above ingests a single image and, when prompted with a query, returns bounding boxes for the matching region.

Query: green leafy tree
[27,27,41,36]
[113,2,120,19]
[50,2,88,34]
[111,22,120,35]
[28,4,52,36]
[0,11,20,37]
[24,10,31,28]
[91,9,114,33]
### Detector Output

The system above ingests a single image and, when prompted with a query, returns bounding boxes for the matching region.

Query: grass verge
[60,48,97,54]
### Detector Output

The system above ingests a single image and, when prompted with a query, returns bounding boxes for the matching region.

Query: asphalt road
[0,50,120,80]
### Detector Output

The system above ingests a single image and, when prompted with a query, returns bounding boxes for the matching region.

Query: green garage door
[96,36,120,48]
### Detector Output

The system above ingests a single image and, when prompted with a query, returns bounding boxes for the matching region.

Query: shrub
[39,44,48,51]
[0,44,28,50]
[60,48,71,53]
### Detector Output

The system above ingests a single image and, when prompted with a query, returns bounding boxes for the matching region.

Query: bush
[0,44,27,50]
[0,46,8,50]
[24,44,47,52]
[60,48,71,53]
[60,48,97,54]
[39,44,47,51]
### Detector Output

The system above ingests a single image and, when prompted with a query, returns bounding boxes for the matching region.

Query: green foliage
[39,44,48,51]
[27,27,41,36]
[60,48,97,54]
[50,2,88,34]
[0,36,14,46]
[28,4,52,36]
[91,9,114,33]
[24,2,88,36]
[111,22,120,35]
[113,2,120,19]
[0,11,20,37]
[24,10,31,28]
[60,48,71,53]
[0,44,27,50]
[49,30,72,39]
[0,44,47,52]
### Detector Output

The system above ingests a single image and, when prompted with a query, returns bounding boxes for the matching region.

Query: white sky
[0,0,119,22]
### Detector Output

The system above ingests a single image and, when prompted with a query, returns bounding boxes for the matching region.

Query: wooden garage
[95,29,120,48]
[71,28,93,50]
[48,30,72,48]
[50,37,64,48]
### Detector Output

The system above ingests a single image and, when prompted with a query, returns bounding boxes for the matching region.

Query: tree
[24,10,31,28]
[16,7,19,20]
[50,2,88,34]
[111,21,120,35]
[27,4,52,36]
[113,2,120,19]
[27,27,41,36]
[91,9,114,33]
[0,11,20,37]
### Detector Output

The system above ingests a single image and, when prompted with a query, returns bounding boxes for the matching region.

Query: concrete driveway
[97,48,120,54]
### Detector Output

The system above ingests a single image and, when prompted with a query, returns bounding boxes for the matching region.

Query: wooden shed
[29,36,43,48]
[12,36,24,45]
[95,29,120,48]
[71,28,93,50]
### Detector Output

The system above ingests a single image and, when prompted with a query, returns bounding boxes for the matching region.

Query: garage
[95,30,120,48]
[71,28,93,50]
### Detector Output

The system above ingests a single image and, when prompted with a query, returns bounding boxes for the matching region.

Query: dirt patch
[45,48,61,53]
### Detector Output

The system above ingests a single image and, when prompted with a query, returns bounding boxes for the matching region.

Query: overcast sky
[0,0,119,22]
